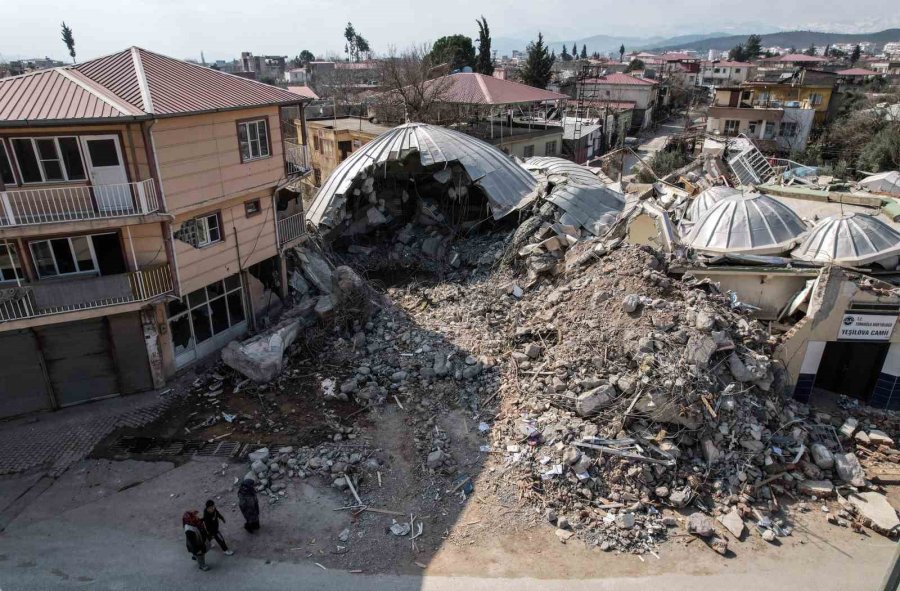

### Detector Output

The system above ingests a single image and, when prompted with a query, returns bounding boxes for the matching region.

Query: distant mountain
[493,32,730,58]
[650,28,900,52]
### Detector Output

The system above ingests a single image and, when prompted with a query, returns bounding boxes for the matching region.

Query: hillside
[651,28,900,52]
[493,32,728,57]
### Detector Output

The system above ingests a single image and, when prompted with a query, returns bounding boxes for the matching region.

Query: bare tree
[374,45,461,124]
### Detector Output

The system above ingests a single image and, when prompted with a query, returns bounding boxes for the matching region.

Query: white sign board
[838,313,897,341]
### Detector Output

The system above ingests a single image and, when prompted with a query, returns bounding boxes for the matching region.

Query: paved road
[622,114,688,175]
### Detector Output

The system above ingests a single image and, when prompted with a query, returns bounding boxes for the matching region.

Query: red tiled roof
[661,52,697,62]
[583,73,658,86]
[287,85,320,99]
[703,61,753,67]
[0,47,310,125]
[395,72,567,105]
[777,53,829,62]
[836,67,879,76]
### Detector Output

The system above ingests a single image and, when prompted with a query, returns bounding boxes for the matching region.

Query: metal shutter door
[0,330,52,419]
[108,312,153,394]
[36,318,118,407]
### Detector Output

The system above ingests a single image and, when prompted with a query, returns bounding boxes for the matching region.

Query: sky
[2,0,899,63]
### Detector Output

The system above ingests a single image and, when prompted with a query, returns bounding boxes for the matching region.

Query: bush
[636,146,691,183]
[857,125,900,173]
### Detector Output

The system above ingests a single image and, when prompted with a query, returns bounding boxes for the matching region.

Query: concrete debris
[687,512,716,537]
[834,452,866,487]
[718,507,746,538]
[847,492,900,536]
[222,320,302,384]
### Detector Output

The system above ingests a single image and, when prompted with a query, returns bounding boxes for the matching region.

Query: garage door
[0,330,52,419]
[36,318,118,407]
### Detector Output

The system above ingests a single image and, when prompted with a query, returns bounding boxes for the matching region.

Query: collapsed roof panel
[859,171,900,196]
[791,213,900,266]
[523,156,607,187]
[683,193,808,255]
[685,186,744,221]
[307,122,539,227]
[547,183,626,237]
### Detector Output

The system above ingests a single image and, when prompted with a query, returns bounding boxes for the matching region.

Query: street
[622,114,688,175]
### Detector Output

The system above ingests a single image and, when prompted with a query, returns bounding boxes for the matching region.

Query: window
[196,212,222,247]
[313,167,322,186]
[0,243,23,282]
[714,68,720,74]
[237,119,270,162]
[723,120,740,136]
[808,93,823,106]
[167,274,246,353]
[523,144,535,158]
[10,137,85,183]
[313,135,321,153]
[29,236,97,278]
[748,121,760,135]
[779,122,798,138]
[763,121,776,139]
[244,199,262,217]
[0,141,15,185]
[544,141,557,156]
[734,68,741,73]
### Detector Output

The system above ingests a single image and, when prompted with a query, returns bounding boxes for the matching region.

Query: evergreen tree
[804,44,817,56]
[560,44,571,62]
[851,44,861,64]
[580,44,588,59]
[572,43,578,58]
[475,16,494,75]
[61,22,76,64]
[619,44,625,63]
[430,35,476,71]
[344,23,370,62]
[744,34,762,60]
[520,33,554,89]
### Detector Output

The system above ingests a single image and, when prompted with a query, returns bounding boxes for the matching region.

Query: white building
[285,67,308,84]
[698,61,757,87]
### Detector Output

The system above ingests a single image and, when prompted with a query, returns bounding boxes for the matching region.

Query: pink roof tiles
[836,67,879,76]
[582,73,658,86]
[287,85,320,99]
[0,47,310,125]
[392,72,567,106]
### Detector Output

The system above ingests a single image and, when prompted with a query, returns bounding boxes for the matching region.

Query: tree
[592,51,601,60]
[851,44,861,64]
[61,22,76,64]
[430,34,476,71]
[619,44,625,63]
[572,43,578,58]
[520,33,554,89]
[374,45,458,124]
[804,44,817,56]
[560,44,571,62]
[744,34,762,60]
[828,48,847,59]
[291,50,316,67]
[857,124,900,172]
[580,44,588,59]
[344,22,370,62]
[729,44,747,62]
[475,17,494,75]
[625,58,645,73]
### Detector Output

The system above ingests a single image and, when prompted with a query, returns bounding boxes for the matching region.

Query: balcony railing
[276,211,306,247]
[0,263,174,322]
[284,141,311,176]
[0,178,161,227]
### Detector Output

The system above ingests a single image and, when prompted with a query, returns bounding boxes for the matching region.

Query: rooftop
[0,47,308,125]
[393,72,568,106]
[836,68,880,76]
[582,73,658,86]
[306,116,392,136]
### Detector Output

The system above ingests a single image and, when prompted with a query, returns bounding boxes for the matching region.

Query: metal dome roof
[307,122,539,227]
[683,193,808,255]
[523,156,606,187]
[546,183,626,236]
[685,186,744,221]
[791,213,900,266]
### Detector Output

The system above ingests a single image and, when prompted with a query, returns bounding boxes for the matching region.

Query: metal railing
[276,211,306,247]
[0,263,174,322]
[0,178,160,227]
[284,141,311,176]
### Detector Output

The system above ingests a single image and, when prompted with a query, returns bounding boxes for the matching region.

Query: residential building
[698,61,756,87]
[561,117,602,163]
[239,52,287,83]
[576,73,659,131]
[741,69,837,124]
[705,87,815,152]
[870,60,900,76]
[300,117,392,193]
[285,67,309,85]
[757,53,830,70]
[0,48,312,419]
[836,67,882,84]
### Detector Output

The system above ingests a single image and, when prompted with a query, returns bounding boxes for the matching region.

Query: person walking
[237,479,260,533]
[203,499,234,555]
[183,510,210,571]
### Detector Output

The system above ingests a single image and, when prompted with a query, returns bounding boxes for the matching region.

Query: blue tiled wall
[871,373,900,411]
[792,373,816,403]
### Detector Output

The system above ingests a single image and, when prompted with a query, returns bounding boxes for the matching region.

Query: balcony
[283,141,311,177]
[276,211,306,248]
[0,179,161,228]
[0,263,174,323]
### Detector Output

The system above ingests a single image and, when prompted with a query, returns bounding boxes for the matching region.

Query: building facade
[0,48,311,419]
[705,87,815,152]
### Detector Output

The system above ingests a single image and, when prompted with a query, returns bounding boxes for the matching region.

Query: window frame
[195,212,223,248]
[0,242,24,283]
[244,199,262,217]
[28,234,104,279]
[0,139,17,186]
[9,136,87,185]
[544,140,557,156]
[779,121,799,138]
[723,120,740,136]
[522,144,535,158]
[166,274,246,352]
[236,118,272,163]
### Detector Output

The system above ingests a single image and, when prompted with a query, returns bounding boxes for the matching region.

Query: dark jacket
[238,479,259,523]
[185,525,205,555]
[203,508,225,534]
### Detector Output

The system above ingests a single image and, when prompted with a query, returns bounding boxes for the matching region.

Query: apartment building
[301,117,392,194]
[698,61,756,87]
[705,87,815,153]
[0,48,312,419]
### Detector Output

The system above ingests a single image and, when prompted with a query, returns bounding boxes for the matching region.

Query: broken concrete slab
[834,452,866,487]
[848,491,900,536]
[810,443,835,469]
[687,512,715,537]
[717,507,745,538]
[798,479,835,497]
[685,334,717,367]
[575,385,615,417]
[294,245,334,294]
[222,319,302,384]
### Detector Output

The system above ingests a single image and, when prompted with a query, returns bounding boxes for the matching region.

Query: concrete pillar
[872,343,900,410]
[141,308,166,389]
[793,341,826,403]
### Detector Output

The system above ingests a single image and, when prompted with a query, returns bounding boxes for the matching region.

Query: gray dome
[683,193,808,255]
[524,156,606,186]
[547,183,626,236]
[307,122,539,227]
[685,186,744,221]
[791,213,900,266]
